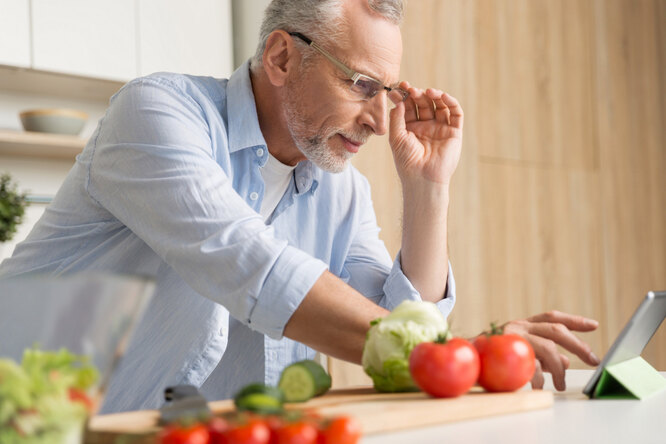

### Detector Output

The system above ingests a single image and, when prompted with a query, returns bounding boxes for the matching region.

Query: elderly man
[0,0,599,412]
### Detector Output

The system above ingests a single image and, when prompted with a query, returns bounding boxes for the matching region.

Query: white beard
[282,83,368,174]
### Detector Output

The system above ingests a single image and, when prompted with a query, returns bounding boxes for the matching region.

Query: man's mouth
[339,134,363,153]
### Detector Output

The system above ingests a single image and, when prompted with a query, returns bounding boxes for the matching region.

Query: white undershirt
[259,152,327,366]
[259,151,297,221]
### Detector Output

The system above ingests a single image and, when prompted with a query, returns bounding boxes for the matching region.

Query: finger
[401,88,419,123]
[427,89,451,125]
[440,92,464,129]
[388,88,405,105]
[531,359,544,390]
[411,87,436,121]
[526,322,600,366]
[526,334,567,391]
[560,354,570,370]
[527,310,599,332]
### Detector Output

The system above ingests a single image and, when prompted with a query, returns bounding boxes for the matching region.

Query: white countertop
[361,369,666,444]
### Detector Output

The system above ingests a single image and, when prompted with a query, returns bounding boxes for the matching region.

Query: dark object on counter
[159,385,211,424]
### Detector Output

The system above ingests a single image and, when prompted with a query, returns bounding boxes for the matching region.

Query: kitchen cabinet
[138,0,233,77]
[3,0,234,84]
[31,0,137,81]
[0,0,31,67]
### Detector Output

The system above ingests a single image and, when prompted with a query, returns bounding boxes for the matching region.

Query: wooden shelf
[0,129,86,160]
[0,64,125,102]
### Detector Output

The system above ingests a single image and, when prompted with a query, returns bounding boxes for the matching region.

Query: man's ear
[262,30,299,87]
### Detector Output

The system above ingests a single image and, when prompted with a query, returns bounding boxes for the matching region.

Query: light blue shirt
[0,61,455,413]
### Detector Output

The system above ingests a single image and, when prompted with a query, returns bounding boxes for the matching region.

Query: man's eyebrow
[337,56,383,83]
[362,64,396,86]
[353,63,396,87]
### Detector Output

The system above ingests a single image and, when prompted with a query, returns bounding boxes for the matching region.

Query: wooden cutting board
[85,387,553,443]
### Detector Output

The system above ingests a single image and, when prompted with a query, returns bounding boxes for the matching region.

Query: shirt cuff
[383,252,456,319]
[249,245,328,340]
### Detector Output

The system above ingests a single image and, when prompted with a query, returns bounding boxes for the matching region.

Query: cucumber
[233,383,284,414]
[278,359,332,402]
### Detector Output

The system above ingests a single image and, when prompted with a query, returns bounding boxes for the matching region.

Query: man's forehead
[338,2,403,83]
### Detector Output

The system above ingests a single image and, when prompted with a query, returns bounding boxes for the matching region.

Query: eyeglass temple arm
[288,32,357,80]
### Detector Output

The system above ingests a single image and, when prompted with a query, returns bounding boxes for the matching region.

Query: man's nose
[358,92,389,136]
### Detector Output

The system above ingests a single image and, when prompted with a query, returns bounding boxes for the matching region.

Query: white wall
[231,0,271,68]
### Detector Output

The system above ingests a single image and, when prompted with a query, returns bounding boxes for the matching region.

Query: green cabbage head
[362,300,449,392]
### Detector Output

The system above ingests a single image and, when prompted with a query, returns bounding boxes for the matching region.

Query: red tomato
[409,338,480,398]
[264,415,284,444]
[225,418,271,444]
[209,416,230,444]
[159,423,210,444]
[474,333,536,392]
[68,388,95,413]
[318,416,362,444]
[276,421,318,444]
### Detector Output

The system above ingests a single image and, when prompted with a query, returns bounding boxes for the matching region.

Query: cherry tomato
[474,333,536,392]
[159,423,210,444]
[264,415,284,444]
[225,417,271,444]
[409,337,480,398]
[318,416,362,444]
[276,421,318,444]
[209,416,230,444]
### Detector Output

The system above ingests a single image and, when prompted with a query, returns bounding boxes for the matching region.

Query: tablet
[583,290,666,397]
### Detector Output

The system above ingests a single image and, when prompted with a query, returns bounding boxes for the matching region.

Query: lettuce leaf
[362,300,449,392]
[0,347,98,443]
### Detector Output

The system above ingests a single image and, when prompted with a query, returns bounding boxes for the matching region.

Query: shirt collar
[294,161,321,195]
[227,60,267,153]
[227,60,321,195]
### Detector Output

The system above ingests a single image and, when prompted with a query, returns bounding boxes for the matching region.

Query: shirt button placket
[250,192,259,201]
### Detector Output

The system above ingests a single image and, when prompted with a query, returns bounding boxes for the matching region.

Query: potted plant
[0,173,29,253]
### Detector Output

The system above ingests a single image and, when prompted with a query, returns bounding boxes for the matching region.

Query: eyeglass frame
[288,32,409,102]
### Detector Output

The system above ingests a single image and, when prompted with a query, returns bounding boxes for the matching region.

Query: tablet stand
[593,356,666,400]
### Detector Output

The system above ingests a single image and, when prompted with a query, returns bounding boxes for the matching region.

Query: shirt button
[256,148,264,157]
[249,192,259,201]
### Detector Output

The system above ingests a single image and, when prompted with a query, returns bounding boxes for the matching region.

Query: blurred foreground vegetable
[361,300,449,392]
[0,347,98,444]
[160,412,361,444]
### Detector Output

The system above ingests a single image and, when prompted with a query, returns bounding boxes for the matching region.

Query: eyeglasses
[289,32,409,102]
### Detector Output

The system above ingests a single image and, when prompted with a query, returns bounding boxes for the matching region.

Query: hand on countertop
[501,311,600,391]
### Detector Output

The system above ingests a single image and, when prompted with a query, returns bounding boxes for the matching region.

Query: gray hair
[250,0,404,72]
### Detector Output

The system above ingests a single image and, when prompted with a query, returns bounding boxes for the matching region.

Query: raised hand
[388,81,463,187]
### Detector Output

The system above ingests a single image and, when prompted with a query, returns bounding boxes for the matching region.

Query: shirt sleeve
[341,175,456,319]
[86,76,327,340]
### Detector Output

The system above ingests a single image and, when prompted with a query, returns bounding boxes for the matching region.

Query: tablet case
[593,356,666,399]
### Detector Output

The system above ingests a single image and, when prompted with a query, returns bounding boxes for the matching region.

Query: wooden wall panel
[593,0,666,370]
[476,163,605,354]
[475,0,598,170]
[332,0,665,386]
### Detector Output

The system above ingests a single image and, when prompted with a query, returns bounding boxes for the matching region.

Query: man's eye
[351,78,381,99]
